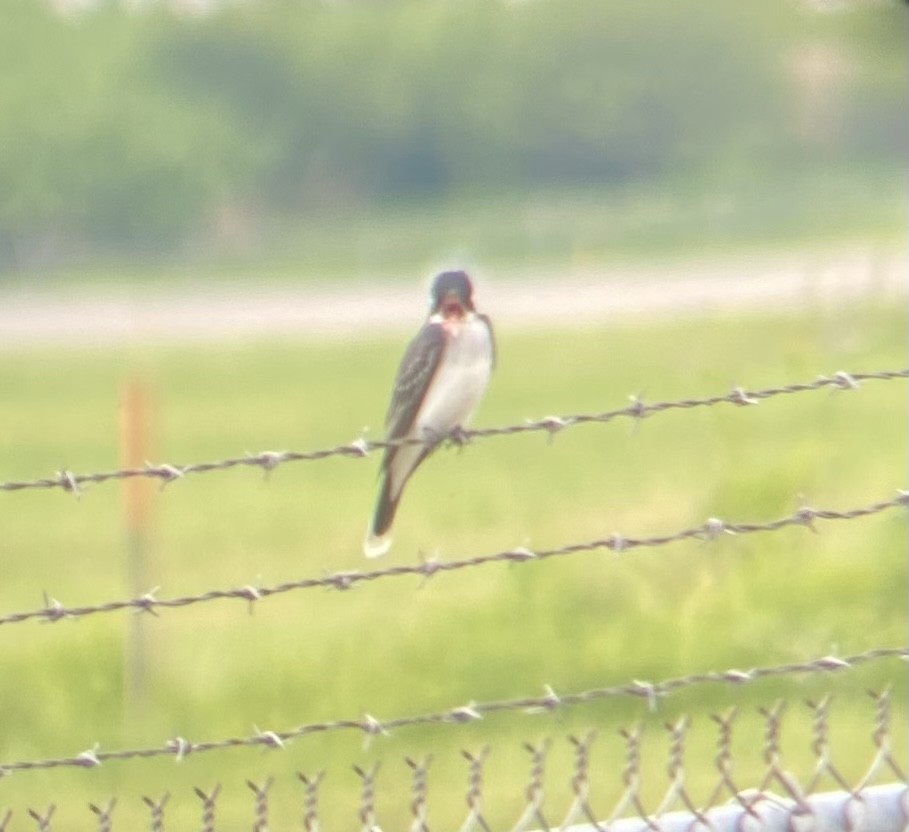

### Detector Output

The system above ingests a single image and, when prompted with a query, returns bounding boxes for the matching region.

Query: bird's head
[429,270,475,320]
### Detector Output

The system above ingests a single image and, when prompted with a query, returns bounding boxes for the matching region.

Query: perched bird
[364,270,495,557]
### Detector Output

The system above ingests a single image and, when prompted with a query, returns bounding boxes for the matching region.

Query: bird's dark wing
[478,313,496,371]
[385,322,447,440]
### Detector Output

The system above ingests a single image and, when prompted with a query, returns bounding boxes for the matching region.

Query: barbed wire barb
[1,368,905,495]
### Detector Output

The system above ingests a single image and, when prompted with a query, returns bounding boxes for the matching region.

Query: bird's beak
[441,291,466,319]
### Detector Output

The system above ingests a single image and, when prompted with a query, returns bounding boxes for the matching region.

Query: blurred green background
[0,0,906,828]
[0,0,905,278]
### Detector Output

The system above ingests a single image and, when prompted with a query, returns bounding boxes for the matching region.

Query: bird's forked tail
[363,473,399,557]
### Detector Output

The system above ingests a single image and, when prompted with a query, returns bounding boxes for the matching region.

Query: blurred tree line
[0,0,905,271]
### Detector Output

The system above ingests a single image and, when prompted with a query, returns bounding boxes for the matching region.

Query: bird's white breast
[414,314,493,438]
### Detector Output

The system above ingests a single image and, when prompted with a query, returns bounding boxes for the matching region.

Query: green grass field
[0,299,905,827]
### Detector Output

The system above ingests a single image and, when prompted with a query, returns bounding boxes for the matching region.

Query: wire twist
[1,490,904,629]
[0,646,902,777]
[1,369,904,495]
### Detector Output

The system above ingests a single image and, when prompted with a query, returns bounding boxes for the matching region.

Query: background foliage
[0,0,905,273]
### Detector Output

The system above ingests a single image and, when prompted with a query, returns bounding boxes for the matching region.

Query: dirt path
[0,243,904,347]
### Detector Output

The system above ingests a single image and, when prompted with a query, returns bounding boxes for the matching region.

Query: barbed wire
[1,489,904,629]
[0,368,904,496]
[0,645,903,777]
[2,693,905,831]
